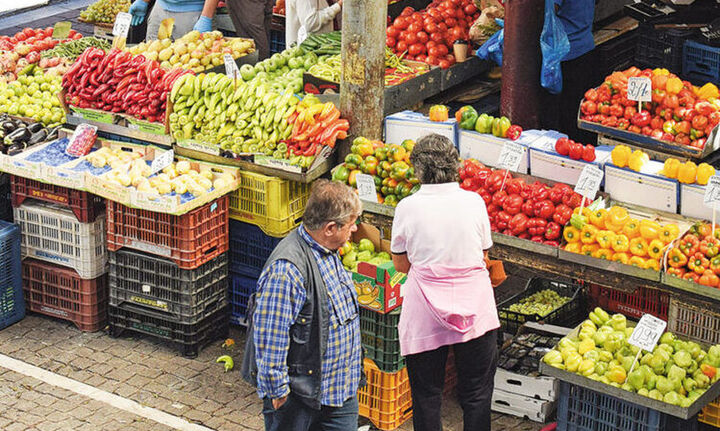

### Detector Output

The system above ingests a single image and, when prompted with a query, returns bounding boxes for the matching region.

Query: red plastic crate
[11,175,105,222]
[22,258,107,332]
[106,196,229,270]
[586,283,669,320]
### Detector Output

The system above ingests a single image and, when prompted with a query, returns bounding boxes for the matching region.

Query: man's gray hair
[303,179,362,231]
[410,134,460,184]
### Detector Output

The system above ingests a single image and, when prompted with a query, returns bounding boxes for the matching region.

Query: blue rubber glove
[193,15,213,33]
[128,0,149,26]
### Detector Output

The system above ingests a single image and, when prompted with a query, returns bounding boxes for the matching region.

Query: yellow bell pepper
[646,259,661,271]
[697,82,720,100]
[662,158,681,179]
[582,244,600,256]
[611,145,632,168]
[612,252,630,264]
[639,220,661,241]
[596,230,616,249]
[611,234,630,253]
[581,224,599,244]
[605,206,630,232]
[628,150,649,172]
[565,242,581,254]
[678,161,698,184]
[647,239,666,260]
[629,256,647,268]
[622,219,641,239]
[666,76,683,94]
[564,226,581,243]
[589,209,607,229]
[697,163,716,186]
[629,237,649,257]
[653,68,670,76]
[659,224,679,244]
[593,248,613,260]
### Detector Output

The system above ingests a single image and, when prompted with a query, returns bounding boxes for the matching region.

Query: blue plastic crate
[0,221,24,330]
[270,29,285,55]
[229,271,258,326]
[683,40,720,85]
[229,220,282,279]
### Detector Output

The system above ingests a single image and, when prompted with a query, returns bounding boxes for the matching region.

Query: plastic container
[635,25,694,75]
[0,173,12,222]
[109,249,228,324]
[668,297,720,345]
[360,307,403,373]
[106,196,228,270]
[229,219,282,278]
[683,40,720,85]
[0,221,23,330]
[14,201,107,279]
[587,283,669,321]
[700,395,720,428]
[228,170,310,237]
[11,175,105,222]
[229,271,258,326]
[22,258,107,332]
[596,30,638,78]
[358,358,412,431]
[270,29,285,54]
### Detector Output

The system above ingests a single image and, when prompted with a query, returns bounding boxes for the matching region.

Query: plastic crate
[683,40,720,85]
[700,396,720,428]
[270,28,285,55]
[359,358,412,431]
[586,283,669,321]
[109,303,229,358]
[360,307,403,372]
[0,221,23,329]
[22,258,107,332]
[229,271,257,326]
[229,170,310,237]
[0,173,12,222]
[497,277,584,336]
[556,381,697,431]
[11,175,105,222]
[635,25,694,74]
[14,201,107,279]
[668,297,720,345]
[229,219,282,278]
[106,196,229,270]
[596,30,638,78]
[109,249,228,324]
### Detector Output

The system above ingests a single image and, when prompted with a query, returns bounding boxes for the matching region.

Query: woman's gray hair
[303,179,362,231]
[410,134,460,184]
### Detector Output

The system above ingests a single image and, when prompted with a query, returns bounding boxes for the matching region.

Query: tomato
[407,43,422,56]
[446,17,457,27]
[397,40,408,52]
[387,26,399,38]
[427,8,442,20]
[455,8,466,18]
[15,32,27,41]
[405,32,418,44]
[407,22,421,33]
[401,6,414,16]
[439,59,451,69]
[435,44,448,56]
[446,53,455,63]
[441,0,453,9]
[426,40,437,48]
[430,32,445,43]
[417,31,429,43]
[426,55,439,65]
[428,46,440,57]
[416,54,427,62]
[386,36,396,47]
[393,17,409,29]
[463,4,477,14]
[22,28,36,37]
[451,0,462,6]
[450,26,464,41]
[424,21,438,33]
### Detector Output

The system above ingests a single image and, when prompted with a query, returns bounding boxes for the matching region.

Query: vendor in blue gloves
[129,0,219,40]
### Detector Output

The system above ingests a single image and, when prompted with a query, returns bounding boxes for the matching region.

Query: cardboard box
[528,136,612,186]
[680,183,714,221]
[604,161,680,213]
[384,110,457,148]
[458,129,549,174]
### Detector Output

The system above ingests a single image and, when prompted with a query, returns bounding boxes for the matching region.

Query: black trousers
[227,0,275,60]
[405,329,499,431]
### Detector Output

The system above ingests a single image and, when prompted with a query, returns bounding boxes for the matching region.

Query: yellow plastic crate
[228,171,311,238]
[700,396,720,428]
[359,358,412,431]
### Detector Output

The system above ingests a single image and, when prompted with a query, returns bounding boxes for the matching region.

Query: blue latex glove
[193,15,213,33]
[129,0,149,26]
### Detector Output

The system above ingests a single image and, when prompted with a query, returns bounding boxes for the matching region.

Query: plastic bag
[540,0,570,94]
[476,18,504,67]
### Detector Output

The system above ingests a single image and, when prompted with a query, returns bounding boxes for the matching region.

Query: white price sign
[628,314,667,352]
[112,12,132,38]
[150,149,174,175]
[224,54,240,79]
[627,77,652,103]
[355,173,378,203]
[574,165,603,199]
[497,141,524,172]
[704,175,720,207]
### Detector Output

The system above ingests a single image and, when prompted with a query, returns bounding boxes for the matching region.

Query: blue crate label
[628,314,667,352]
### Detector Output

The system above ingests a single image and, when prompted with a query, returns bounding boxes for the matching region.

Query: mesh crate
[556,381,698,431]
[229,219,282,278]
[0,221,23,329]
[700,396,720,428]
[229,271,257,326]
[668,297,720,345]
[596,30,638,78]
[22,258,107,332]
[14,201,107,279]
[270,29,285,54]
[11,175,105,222]
[359,358,412,431]
[109,303,229,358]
[109,249,228,324]
[0,173,11,222]
[106,196,229,270]
[586,283,669,321]
[683,40,720,85]
[635,25,694,74]
[497,277,584,336]
[229,170,311,237]
[360,307,403,372]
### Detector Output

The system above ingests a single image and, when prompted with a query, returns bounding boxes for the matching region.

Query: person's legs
[145,6,203,40]
[405,345,449,431]
[319,396,359,431]
[262,394,317,431]
[227,0,271,59]
[144,4,165,41]
[560,49,598,143]
[453,329,498,431]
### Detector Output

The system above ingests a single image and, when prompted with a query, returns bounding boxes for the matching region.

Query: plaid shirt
[253,225,362,407]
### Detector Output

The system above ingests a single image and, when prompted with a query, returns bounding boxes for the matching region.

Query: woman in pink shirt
[391,134,500,431]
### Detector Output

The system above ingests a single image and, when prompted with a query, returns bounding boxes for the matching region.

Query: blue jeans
[263,394,358,431]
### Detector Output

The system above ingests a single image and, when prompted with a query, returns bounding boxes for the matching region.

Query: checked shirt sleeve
[253,259,306,400]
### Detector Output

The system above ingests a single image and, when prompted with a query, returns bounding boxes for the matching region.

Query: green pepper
[459,106,478,130]
[492,116,512,138]
[475,113,494,134]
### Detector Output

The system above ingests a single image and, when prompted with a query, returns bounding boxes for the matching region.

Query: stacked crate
[0,220,24,330]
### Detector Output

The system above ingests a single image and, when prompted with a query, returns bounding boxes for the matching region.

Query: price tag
[112,12,132,38]
[497,141,524,172]
[150,149,174,175]
[627,77,652,102]
[224,54,240,79]
[628,314,667,352]
[704,175,720,207]
[52,22,71,40]
[355,173,378,203]
[574,165,604,199]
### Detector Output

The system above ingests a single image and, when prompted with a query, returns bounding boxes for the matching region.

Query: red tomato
[437,22,448,32]
[450,26,464,41]
[430,32,445,43]
[408,43,424,56]
[428,46,440,57]
[445,17,457,27]
[425,22,438,33]
[15,32,27,41]
[22,28,36,37]
[401,6,414,16]
[440,1,453,9]
[435,44,448,56]
[446,53,455,63]
[393,17,408,29]
[407,22,421,33]
[416,54,427,62]
[451,0,462,5]
[386,36,396,47]
[455,8,466,18]
[427,8,442,20]
[417,31,429,43]
[405,32,418,44]
[397,41,408,52]
[387,26,399,38]
[438,59,451,69]
[463,4,477,14]
[426,55,439,65]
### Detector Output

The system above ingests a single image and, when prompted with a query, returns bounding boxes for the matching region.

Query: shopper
[226,0,275,60]
[391,134,500,431]
[242,179,363,431]
[285,0,342,48]
[128,0,219,40]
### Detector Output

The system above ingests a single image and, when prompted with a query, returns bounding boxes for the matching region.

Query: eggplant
[1,121,16,134]
[4,127,30,145]
[45,126,60,141]
[27,122,43,134]
[7,142,27,156]
[27,129,48,146]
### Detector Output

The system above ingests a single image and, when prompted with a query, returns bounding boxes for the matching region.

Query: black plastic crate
[0,174,11,222]
[270,29,285,55]
[597,30,638,78]
[635,25,695,74]
[359,307,403,372]
[229,270,257,326]
[109,249,228,324]
[229,219,282,279]
[497,277,584,336]
[109,303,229,358]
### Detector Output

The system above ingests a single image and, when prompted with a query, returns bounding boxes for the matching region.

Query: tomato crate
[229,219,282,278]
[14,201,107,279]
[229,270,258,326]
[497,277,584,336]
[0,221,24,330]
[10,175,105,222]
[22,258,107,332]
[360,307,403,373]
[106,196,229,270]
[586,283,669,321]
[668,297,720,346]
[683,40,720,85]
[109,249,228,324]
[228,170,311,237]
[109,303,229,358]
[359,358,412,431]
[700,396,720,428]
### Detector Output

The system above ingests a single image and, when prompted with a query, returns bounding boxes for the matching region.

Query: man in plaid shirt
[248,180,363,431]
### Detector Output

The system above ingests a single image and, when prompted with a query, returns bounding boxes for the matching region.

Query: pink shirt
[391,183,500,356]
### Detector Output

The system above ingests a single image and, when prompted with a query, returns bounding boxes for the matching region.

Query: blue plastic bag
[476,19,504,67]
[540,0,570,94]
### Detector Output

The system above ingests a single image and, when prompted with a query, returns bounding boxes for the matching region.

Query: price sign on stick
[628,314,667,352]
[704,175,720,237]
[574,165,604,199]
[497,141,524,172]
[224,54,240,79]
[112,12,132,37]
[627,77,652,103]
[150,149,174,175]
[355,173,379,203]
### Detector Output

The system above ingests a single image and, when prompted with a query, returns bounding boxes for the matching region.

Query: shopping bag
[476,18,504,66]
[540,0,570,94]
[485,257,507,287]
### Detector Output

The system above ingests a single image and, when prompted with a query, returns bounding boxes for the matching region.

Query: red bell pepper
[545,222,562,240]
[502,194,523,216]
[534,200,555,220]
[552,204,572,225]
[509,213,529,235]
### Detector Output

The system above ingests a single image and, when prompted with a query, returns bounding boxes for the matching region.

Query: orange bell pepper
[593,248,613,260]
[701,363,717,379]
[683,271,700,283]
[667,267,686,278]
[565,242,581,254]
[611,234,630,253]
[596,230,616,249]
[629,237,649,257]
[667,247,688,268]
[612,252,630,264]
[622,219,641,239]
[700,270,720,287]
[429,105,449,122]
[581,225,599,245]
[629,256,647,268]
[647,239,666,260]
[564,226,581,243]
[582,244,600,257]
[688,252,710,275]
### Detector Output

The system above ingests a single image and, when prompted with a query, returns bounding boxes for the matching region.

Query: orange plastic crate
[700,396,720,428]
[359,358,412,431]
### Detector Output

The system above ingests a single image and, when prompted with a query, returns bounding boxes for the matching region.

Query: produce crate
[360,307,403,373]
[668,297,720,346]
[596,30,638,80]
[358,358,412,431]
[106,196,229,270]
[14,201,107,279]
[229,219,282,278]
[0,221,23,330]
[700,396,720,428]
[10,175,105,223]
[229,271,257,326]
[109,249,228,324]
[683,40,720,85]
[497,277,584,336]
[635,25,694,74]
[229,170,311,237]
[22,258,107,332]
[586,283,669,321]
[270,29,285,55]
[0,174,11,222]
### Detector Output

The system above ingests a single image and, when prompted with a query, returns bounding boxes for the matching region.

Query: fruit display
[610,145,649,172]
[62,48,193,123]
[659,157,716,185]
[458,158,586,246]
[238,46,316,94]
[126,31,254,73]
[286,99,348,166]
[332,137,419,207]
[300,32,341,55]
[455,105,523,140]
[543,307,720,407]
[0,114,60,155]
[579,66,720,150]
[505,289,571,317]
[0,27,82,80]
[80,0,131,24]
[0,66,66,126]
[554,137,596,162]
[41,37,110,62]
[665,222,720,287]
[339,239,392,272]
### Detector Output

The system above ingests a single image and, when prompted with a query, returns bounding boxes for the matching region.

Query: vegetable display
[665,223,720,287]
[339,239,391,272]
[80,0,131,23]
[237,46,317,94]
[555,137,595,162]
[456,105,523,140]
[659,158,716,185]
[0,66,66,126]
[504,289,571,317]
[0,27,82,80]
[0,114,60,154]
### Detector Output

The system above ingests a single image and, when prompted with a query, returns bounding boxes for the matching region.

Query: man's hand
[272,396,288,410]
[128,0,149,26]
[337,0,343,6]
